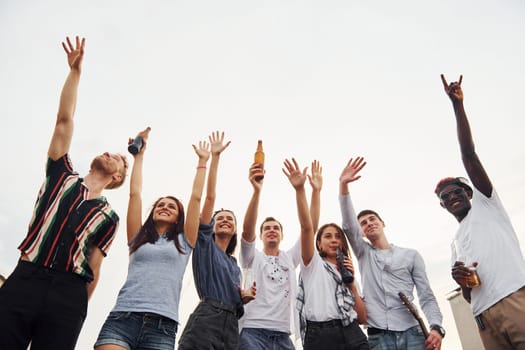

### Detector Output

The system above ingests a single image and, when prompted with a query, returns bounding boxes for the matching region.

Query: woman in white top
[283,158,368,350]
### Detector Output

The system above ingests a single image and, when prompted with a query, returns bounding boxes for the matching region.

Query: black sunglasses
[439,188,465,201]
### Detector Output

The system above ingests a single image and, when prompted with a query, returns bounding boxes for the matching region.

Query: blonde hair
[106,154,129,190]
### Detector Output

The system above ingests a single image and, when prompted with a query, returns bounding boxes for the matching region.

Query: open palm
[62,36,85,71]
[340,157,366,184]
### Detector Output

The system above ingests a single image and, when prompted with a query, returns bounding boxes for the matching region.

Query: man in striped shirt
[0,36,128,350]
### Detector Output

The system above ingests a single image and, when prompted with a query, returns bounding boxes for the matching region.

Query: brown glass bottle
[254,140,264,181]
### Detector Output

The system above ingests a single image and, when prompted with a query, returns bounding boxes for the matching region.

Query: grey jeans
[178,298,240,350]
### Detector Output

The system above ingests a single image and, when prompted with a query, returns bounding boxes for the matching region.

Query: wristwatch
[430,324,446,338]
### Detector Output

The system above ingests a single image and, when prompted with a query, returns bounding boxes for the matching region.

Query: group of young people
[0,35,524,350]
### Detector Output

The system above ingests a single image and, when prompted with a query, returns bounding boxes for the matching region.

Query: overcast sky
[1,1,524,349]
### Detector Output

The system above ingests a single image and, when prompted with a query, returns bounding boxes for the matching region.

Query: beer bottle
[336,247,354,284]
[128,135,144,155]
[254,140,264,181]
[128,127,151,155]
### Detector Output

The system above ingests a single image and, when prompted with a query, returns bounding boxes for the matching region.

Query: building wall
[446,288,485,350]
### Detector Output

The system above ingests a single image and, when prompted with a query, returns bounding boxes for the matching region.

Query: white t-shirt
[300,252,358,322]
[452,187,525,316]
[239,238,301,334]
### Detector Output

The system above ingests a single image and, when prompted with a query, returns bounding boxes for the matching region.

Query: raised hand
[440,74,464,103]
[248,163,264,189]
[282,158,307,190]
[308,160,323,192]
[128,127,151,157]
[208,130,231,156]
[193,140,211,162]
[61,36,85,71]
[339,157,366,185]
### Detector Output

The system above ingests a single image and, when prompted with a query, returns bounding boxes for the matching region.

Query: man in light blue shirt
[338,157,444,350]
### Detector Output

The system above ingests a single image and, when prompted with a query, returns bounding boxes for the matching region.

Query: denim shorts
[94,311,178,350]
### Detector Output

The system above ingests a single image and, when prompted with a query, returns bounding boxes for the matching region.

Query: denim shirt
[192,221,242,307]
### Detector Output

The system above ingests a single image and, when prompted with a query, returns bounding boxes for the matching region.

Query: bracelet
[197,166,207,170]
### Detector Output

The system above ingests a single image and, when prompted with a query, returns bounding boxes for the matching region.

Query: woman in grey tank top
[94,127,211,350]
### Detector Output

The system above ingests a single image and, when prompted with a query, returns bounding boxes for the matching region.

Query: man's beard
[90,157,114,175]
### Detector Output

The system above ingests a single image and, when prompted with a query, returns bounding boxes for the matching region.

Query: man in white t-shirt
[239,161,322,349]
[437,74,525,350]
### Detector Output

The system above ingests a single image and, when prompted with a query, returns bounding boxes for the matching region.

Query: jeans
[240,328,295,350]
[94,311,177,350]
[0,260,88,350]
[367,326,425,350]
[178,298,240,350]
[303,320,369,350]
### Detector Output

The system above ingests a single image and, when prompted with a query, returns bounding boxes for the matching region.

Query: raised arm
[283,158,313,265]
[242,163,264,243]
[201,131,231,224]
[185,139,211,247]
[339,157,367,256]
[126,127,151,244]
[308,160,323,233]
[48,36,85,160]
[440,74,492,197]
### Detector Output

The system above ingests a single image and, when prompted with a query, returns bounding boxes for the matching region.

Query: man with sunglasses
[437,74,525,349]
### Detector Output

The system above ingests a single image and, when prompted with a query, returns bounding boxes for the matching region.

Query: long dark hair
[212,209,237,256]
[315,223,351,258]
[129,196,186,254]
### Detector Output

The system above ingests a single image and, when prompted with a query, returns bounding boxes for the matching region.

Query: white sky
[1,1,524,349]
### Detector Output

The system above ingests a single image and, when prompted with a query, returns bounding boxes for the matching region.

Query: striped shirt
[18,154,119,282]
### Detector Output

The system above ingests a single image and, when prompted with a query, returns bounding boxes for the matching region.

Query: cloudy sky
[1,0,524,349]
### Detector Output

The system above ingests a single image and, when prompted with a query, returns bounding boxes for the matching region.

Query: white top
[452,187,525,316]
[300,252,358,323]
[239,238,301,334]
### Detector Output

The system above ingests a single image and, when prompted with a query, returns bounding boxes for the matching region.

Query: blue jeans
[240,328,295,350]
[367,326,425,350]
[94,311,177,350]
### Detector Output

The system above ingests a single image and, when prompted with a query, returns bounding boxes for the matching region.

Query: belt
[17,260,86,283]
[143,312,172,322]
[201,297,244,319]
[475,284,525,331]
[367,327,385,336]
[306,319,343,329]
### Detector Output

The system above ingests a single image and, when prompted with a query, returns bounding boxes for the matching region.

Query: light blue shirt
[339,194,443,331]
[112,233,192,322]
